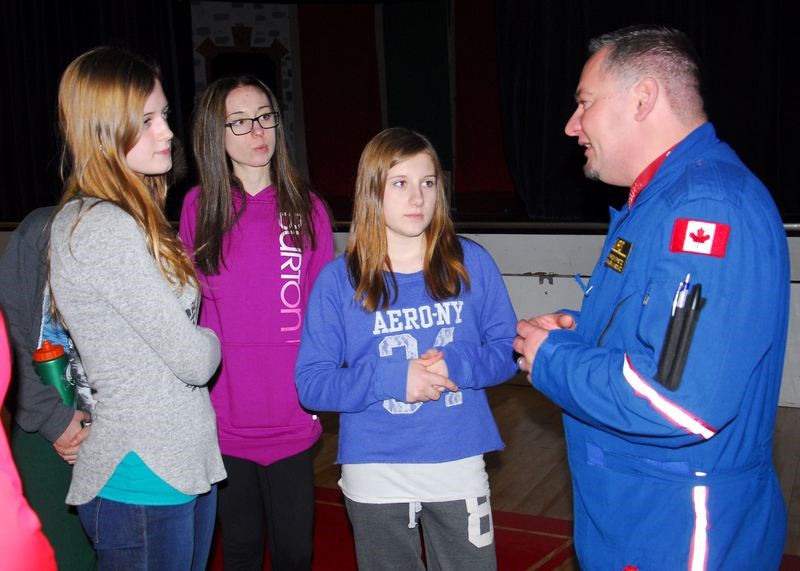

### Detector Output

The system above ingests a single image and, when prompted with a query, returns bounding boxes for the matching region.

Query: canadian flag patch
[669,218,730,257]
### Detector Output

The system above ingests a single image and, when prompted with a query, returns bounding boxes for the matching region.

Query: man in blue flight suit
[514,25,789,570]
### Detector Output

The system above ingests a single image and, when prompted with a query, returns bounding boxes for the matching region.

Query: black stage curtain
[0,0,194,222]
[2,2,796,225]
[496,0,799,222]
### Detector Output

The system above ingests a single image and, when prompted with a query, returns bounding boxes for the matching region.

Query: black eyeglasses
[225,112,280,135]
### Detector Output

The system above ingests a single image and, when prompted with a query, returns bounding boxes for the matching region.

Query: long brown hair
[347,127,469,311]
[191,75,327,275]
[57,46,196,288]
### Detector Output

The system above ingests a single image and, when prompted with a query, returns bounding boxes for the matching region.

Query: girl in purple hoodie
[180,75,333,570]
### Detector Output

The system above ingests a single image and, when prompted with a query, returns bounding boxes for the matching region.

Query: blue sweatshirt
[295,238,518,464]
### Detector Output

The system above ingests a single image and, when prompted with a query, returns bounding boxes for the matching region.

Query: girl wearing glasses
[295,128,518,570]
[180,75,333,570]
[49,47,225,569]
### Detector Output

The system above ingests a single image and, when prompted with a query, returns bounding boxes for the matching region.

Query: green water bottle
[32,340,75,407]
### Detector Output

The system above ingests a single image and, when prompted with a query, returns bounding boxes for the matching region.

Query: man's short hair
[590,25,706,123]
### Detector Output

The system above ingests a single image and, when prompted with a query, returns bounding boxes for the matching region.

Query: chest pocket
[634,279,673,356]
[596,280,671,359]
[592,274,656,349]
[597,293,635,347]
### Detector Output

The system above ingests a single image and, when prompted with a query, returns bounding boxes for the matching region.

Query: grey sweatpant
[344,496,496,571]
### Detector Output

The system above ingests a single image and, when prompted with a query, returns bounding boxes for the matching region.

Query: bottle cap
[33,340,66,362]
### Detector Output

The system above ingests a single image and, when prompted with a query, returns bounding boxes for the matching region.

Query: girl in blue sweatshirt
[296,127,518,570]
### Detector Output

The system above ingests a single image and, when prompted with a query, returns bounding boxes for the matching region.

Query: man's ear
[633,77,658,121]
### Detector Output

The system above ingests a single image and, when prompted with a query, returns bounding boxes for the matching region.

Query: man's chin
[583,165,600,181]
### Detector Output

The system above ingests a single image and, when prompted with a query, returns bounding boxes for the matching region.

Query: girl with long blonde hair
[49,46,225,570]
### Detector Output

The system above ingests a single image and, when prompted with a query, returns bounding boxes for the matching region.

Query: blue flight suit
[534,123,789,570]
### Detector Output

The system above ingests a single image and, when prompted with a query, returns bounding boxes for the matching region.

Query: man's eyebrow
[574,87,588,102]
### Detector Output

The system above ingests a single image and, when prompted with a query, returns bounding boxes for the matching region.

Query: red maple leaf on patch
[689,227,711,243]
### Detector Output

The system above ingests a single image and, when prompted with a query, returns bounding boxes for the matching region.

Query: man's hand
[53,410,91,464]
[406,349,458,403]
[527,312,576,332]
[513,313,576,377]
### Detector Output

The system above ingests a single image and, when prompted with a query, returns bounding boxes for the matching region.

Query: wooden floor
[311,376,800,568]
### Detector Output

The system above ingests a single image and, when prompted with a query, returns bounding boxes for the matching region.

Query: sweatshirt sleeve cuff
[536,328,581,364]
[443,349,468,387]
[375,360,410,402]
[32,404,75,443]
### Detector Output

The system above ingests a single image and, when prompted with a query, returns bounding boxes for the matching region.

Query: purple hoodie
[180,185,333,465]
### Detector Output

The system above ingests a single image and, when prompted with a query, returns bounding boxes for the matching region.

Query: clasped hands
[513,313,576,379]
[406,348,458,403]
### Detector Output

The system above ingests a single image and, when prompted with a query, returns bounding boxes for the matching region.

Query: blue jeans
[77,485,217,571]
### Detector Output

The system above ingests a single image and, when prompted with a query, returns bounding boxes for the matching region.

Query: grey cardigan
[49,199,225,504]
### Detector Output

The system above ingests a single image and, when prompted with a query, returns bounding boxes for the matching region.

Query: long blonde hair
[347,127,469,311]
[57,46,195,287]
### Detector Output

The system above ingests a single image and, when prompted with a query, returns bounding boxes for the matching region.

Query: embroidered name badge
[605,238,632,273]
[669,219,730,257]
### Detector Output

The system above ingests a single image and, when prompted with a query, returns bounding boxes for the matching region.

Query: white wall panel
[2,230,796,406]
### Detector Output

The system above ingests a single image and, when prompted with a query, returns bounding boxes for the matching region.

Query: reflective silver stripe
[622,355,716,440]
[690,485,709,571]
